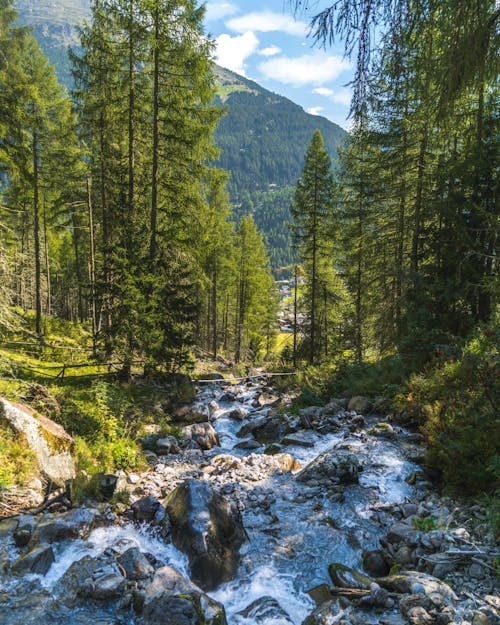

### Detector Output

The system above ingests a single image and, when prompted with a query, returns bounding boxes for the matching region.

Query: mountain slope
[213,66,346,197]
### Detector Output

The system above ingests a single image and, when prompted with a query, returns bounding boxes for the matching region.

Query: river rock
[131,496,164,523]
[228,406,247,421]
[385,522,422,546]
[0,397,75,484]
[80,562,126,600]
[347,396,372,413]
[238,596,294,624]
[0,517,19,538]
[174,402,210,424]
[253,416,286,444]
[297,449,361,485]
[165,479,246,590]
[37,507,98,543]
[12,543,54,575]
[254,392,280,407]
[362,549,390,577]
[183,422,220,450]
[377,571,457,605]
[139,565,227,625]
[156,435,180,454]
[302,599,348,625]
[281,431,316,448]
[234,439,262,450]
[369,422,396,439]
[328,563,373,590]
[273,453,302,472]
[117,547,154,580]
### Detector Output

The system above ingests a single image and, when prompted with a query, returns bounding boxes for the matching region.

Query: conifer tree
[291,129,335,364]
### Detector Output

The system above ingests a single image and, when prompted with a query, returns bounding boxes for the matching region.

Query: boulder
[362,549,391,577]
[156,436,180,454]
[228,406,247,421]
[80,562,126,600]
[234,439,262,450]
[254,392,280,408]
[0,397,75,484]
[302,600,348,625]
[173,402,210,424]
[347,396,372,413]
[165,479,246,590]
[12,543,54,575]
[281,431,316,448]
[237,596,294,624]
[117,547,154,580]
[328,563,373,590]
[369,422,396,439]
[131,496,164,523]
[297,449,361,485]
[273,453,302,472]
[139,565,227,625]
[37,507,98,543]
[183,422,220,451]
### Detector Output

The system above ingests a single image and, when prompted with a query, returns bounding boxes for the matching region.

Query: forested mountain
[14,1,347,271]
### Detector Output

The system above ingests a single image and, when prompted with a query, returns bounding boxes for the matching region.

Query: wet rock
[298,449,361,485]
[156,436,180,454]
[281,431,316,448]
[12,543,54,575]
[80,562,126,600]
[238,596,294,624]
[218,391,236,402]
[329,563,373,590]
[37,507,98,543]
[401,503,419,518]
[228,406,247,421]
[347,396,372,413]
[253,416,286,444]
[302,599,348,625]
[131,496,164,523]
[165,479,246,590]
[307,583,334,605]
[234,439,262,450]
[139,565,227,625]
[369,422,396,439]
[362,549,390,577]
[183,422,220,451]
[58,555,108,607]
[118,547,154,580]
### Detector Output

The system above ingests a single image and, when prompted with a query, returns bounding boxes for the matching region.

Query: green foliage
[399,324,499,495]
[412,516,438,532]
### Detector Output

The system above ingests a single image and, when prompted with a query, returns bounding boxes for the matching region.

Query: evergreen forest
[0,3,498,618]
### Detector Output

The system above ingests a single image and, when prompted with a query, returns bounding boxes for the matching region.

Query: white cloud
[214,31,259,76]
[205,2,239,22]
[259,52,352,86]
[313,86,352,106]
[227,11,308,36]
[259,45,281,57]
[307,106,324,116]
[313,87,334,97]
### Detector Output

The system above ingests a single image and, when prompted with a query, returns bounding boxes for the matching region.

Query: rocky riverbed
[0,378,498,625]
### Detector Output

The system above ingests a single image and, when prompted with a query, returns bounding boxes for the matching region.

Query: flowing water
[0,380,422,625]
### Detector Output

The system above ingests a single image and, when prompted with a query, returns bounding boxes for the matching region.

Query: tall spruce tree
[291,129,335,364]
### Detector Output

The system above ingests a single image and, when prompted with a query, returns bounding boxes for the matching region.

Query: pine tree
[291,129,335,364]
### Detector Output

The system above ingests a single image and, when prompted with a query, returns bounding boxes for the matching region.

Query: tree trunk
[33,131,42,339]
[149,5,159,260]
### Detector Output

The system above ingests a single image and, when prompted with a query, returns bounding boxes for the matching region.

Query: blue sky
[203,0,354,129]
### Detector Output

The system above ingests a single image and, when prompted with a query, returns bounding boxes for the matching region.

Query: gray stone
[118,547,154,580]
[131,496,163,523]
[12,544,54,575]
[228,406,247,421]
[80,563,126,600]
[301,600,348,625]
[281,431,316,448]
[183,422,219,451]
[156,436,180,454]
[328,563,373,590]
[238,596,294,624]
[165,480,246,591]
[37,507,98,543]
[362,549,390,577]
[407,607,434,625]
[140,566,227,625]
[369,422,396,439]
